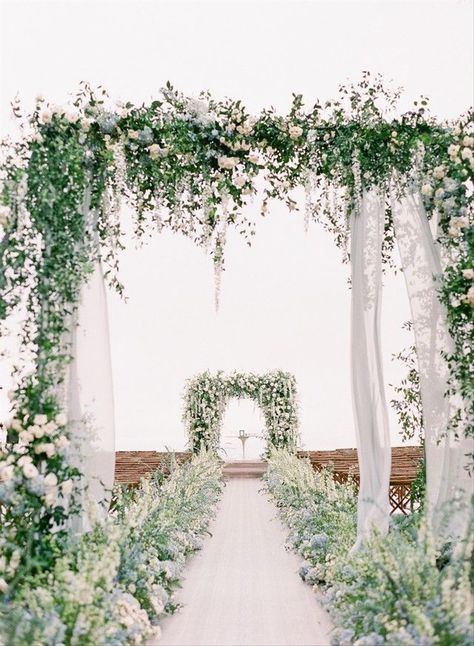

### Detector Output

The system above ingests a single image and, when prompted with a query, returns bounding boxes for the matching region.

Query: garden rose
[421,184,433,197]
[233,175,247,189]
[448,144,460,157]
[433,165,445,179]
[43,421,58,436]
[0,464,14,482]
[9,418,22,432]
[34,414,48,426]
[0,578,8,593]
[288,125,303,139]
[461,285,474,307]
[38,108,52,124]
[462,135,473,147]
[0,205,11,228]
[461,146,473,160]
[44,489,57,506]
[55,435,70,449]
[34,443,56,458]
[462,268,474,280]
[19,430,34,445]
[217,156,239,170]
[44,473,58,487]
[22,462,39,479]
[60,479,73,496]
[128,129,139,140]
[148,143,162,160]
[55,413,67,426]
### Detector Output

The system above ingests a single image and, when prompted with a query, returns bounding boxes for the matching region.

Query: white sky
[0,0,473,458]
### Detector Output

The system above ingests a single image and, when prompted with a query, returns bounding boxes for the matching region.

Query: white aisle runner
[158,478,333,646]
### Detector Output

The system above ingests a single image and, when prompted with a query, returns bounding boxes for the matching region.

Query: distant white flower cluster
[183,370,300,452]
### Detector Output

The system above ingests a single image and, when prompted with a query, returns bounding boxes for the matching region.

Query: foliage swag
[183,370,299,452]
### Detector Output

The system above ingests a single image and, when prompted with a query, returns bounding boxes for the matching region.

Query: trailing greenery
[0,451,223,645]
[183,369,299,452]
[265,450,472,646]
[0,72,471,597]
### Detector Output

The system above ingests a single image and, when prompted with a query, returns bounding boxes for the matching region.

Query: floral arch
[0,73,472,584]
[183,370,299,452]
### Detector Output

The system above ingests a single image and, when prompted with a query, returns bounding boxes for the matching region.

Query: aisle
[158,477,333,646]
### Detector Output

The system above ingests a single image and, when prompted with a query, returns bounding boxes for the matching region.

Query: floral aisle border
[182,370,299,452]
[265,450,472,646]
[0,72,472,588]
[1,451,223,644]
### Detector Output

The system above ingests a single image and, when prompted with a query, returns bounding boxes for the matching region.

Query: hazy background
[1,0,472,458]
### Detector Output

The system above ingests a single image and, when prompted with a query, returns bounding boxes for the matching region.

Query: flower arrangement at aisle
[0,451,223,645]
[265,450,473,646]
[182,370,300,452]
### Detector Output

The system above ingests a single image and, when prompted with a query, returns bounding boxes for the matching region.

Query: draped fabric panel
[350,190,392,548]
[391,189,472,545]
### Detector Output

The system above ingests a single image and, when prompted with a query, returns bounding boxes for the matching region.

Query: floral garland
[0,72,472,589]
[182,370,299,452]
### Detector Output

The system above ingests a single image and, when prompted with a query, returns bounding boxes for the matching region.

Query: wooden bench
[297,446,423,515]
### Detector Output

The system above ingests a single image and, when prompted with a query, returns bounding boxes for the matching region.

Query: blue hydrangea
[311,533,329,552]
[138,127,153,144]
[98,112,118,133]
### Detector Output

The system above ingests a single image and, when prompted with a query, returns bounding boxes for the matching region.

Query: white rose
[462,268,474,280]
[248,151,261,165]
[217,156,239,170]
[288,125,303,139]
[448,144,460,157]
[42,421,57,436]
[64,109,79,123]
[22,462,39,479]
[0,578,8,593]
[148,143,162,160]
[34,414,48,426]
[461,147,473,160]
[39,109,52,124]
[421,184,433,197]
[55,413,67,427]
[44,489,57,506]
[0,464,14,482]
[9,419,22,432]
[30,425,44,439]
[60,479,74,496]
[128,129,139,140]
[17,455,32,467]
[31,132,44,144]
[34,443,55,458]
[233,175,247,189]
[55,435,70,449]
[18,430,34,445]
[0,205,11,228]
[434,188,445,199]
[433,165,445,180]
[462,135,473,147]
[44,472,58,487]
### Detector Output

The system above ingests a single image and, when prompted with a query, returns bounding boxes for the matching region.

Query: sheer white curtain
[351,190,392,547]
[391,188,472,546]
[62,199,116,532]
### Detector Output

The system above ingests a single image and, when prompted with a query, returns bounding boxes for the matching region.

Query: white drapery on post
[391,188,472,545]
[351,190,392,547]
[61,195,116,532]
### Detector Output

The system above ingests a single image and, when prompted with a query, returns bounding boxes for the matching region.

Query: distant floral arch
[182,370,299,452]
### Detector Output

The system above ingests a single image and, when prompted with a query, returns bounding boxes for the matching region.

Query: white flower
[461,285,474,307]
[9,418,22,432]
[55,434,70,449]
[462,268,474,280]
[217,156,239,170]
[22,462,39,479]
[462,135,473,147]
[421,184,433,197]
[51,104,64,116]
[64,109,79,124]
[34,443,55,458]
[288,125,303,139]
[60,479,73,496]
[248,151,261,165]
[128,129,139,140]
[44,489,57,506]
[433,165,445,180]
[55,413,67,427]
[0,205,10,229]
[31,132,44,144]
[18,430,34,445]
[34,414,48,426]
[461,146,473,160]
[30,425,44,439]
[17,455,32,467]
[44,472,58,487]
[448,144,460,158]
[233,175,247,189]
[39,108,52,124]
[42,421,58,436]
[0,464,14,482]
[148,143,162,160]
[0,578,8,593]
[434,188,445,199]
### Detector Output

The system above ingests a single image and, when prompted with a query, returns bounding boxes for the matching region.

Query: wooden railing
[297,446,424,515]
